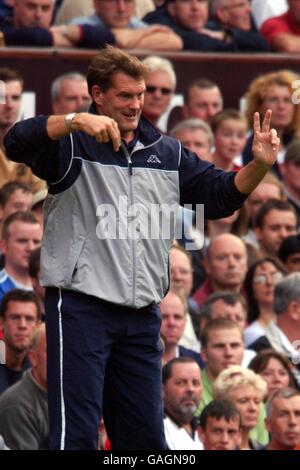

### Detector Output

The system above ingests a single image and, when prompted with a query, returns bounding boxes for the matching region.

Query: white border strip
[58,289,66,450]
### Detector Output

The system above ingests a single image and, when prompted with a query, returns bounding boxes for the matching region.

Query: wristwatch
[65,112,77,133]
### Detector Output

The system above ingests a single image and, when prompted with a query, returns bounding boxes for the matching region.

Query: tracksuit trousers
[45,287,166,450]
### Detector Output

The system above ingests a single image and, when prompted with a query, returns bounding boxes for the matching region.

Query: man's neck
[5,346,27,371]
[204,366,216,382]
[166,412,193,436]
[5,266,33,288]
[211,278,241,293]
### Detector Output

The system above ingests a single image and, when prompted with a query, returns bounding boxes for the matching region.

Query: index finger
[261,109,272,133]
[253,111,261,134]
[107,120,121,152]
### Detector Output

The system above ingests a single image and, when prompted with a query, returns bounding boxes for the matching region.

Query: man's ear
[0,238,7,255]
[91,85,103,107]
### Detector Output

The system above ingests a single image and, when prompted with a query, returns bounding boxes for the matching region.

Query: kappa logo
[147,154,161,164]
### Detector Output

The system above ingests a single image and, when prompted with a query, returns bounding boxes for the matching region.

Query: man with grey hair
[265,388,300,450]
[208,0,268,51]
[142,56,176,129]
[51,73,91,115]
[249,273,300,386]
[170,118,214,161]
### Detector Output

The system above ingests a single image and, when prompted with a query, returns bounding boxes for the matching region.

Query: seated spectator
[70,0,182,50]
[278,234,300,273]
[249,273,300,390]
[213,365,268,449]
[249,350,297,399]
[265,388,300,450]
[199,291,256,367]
[0,182,33,236]
[281,139,300,226]
[198,399,242,450]
[162,357,203,450]
[193,233,248,308]
[0,0,115,48]
[51,72,91,114]
[170,118,214,161]
[142,56,176,131]
[160,291,203,368]
[143,0,243,51]
[0,67,45,192]
[0,324,48,449]
[243,257,286,347]
[0,211,42,302]
[243,70,300,172]
[260,0,300,53]
[0,289,41,395]
[208,0,269,51]
[253,199,297,260]
[244,172,285,247]
[210,109,247,171]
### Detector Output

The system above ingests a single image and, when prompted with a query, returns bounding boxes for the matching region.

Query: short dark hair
[254,199,297,229]
[2,211,39,241]
[200,291,247,321]
[200,318,242,349]
[0,289,42,321]
[162,357,200,384]
[249,349,296,389]
[278,234,300,263]
[0,67,24,87]
[184,78,221,104]
[211,109,247,134]
[87,45,148,96]
[0,181,32,209]
[199,400,241,430]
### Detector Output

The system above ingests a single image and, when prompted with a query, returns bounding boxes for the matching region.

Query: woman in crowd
[249,349,297,399]
[244,257,286,347]
[213,366,267,450]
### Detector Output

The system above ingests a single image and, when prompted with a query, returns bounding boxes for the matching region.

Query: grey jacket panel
[41,158,179,307]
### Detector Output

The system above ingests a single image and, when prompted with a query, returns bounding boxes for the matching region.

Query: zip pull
[128,156,133,175]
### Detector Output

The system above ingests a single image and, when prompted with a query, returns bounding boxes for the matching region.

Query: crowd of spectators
[0,0,300,452]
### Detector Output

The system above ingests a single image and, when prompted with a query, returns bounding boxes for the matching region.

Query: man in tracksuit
[4,46,279,450]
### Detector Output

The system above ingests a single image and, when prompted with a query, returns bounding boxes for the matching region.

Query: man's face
[202,328,244,379]
[93,72,145,140]
[163,362,202,423]
[167,0,209,32]
[255,209,297,256]
[210,299,246,330]
[52,79,91,114]
[143,71,174,122]
[160,293,186,347]
[0,300,39,353]
[205,237,247,291]
[199,416,242,450]
[217,0,252,31]
[0,80,22,130]
[184,86,223,123]
[1,189,33,222]
[214,119,247,162]
[13,0,54,28]
[170,248,193,297]
[260,358,291,398]
[261,85,294,131]
[174,127,212,160]
[246,182,281,224]
[94,0,135,28]
[266,396,300,449]
[284,252,300,273]
[1,221,42,272]
[228,385,262,432]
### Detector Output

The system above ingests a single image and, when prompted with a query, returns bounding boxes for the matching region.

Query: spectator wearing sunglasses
[244,257,286,347]
[142,56,176,131]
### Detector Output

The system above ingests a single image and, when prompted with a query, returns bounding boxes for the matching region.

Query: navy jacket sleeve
[178,146,248,219]
[230,29,269,52]
[179,30,235,52]
[3,117,72,183]
[3,26,53,46]
[76,24,115,48]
